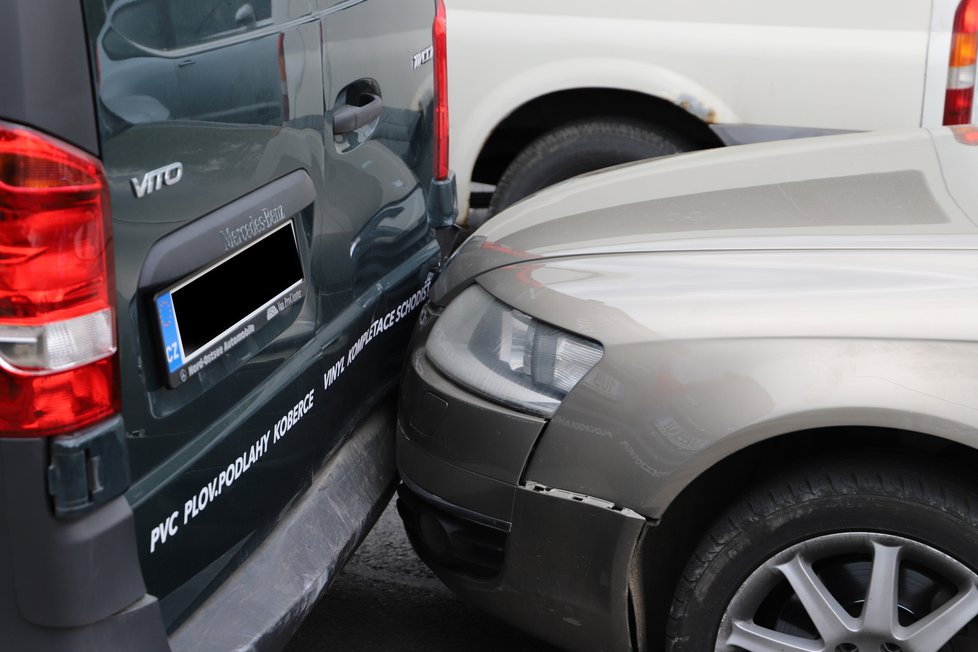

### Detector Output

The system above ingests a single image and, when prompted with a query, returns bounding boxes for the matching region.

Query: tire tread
[489,118,689,214]
[664,460,978,651]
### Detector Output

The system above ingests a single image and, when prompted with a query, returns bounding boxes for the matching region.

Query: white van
[447,0,977,219]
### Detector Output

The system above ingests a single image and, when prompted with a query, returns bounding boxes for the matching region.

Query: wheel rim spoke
[776,554,859,640]
[717,533,978,652]
[861,541,902,634]
[724,619,825,652]
[901,582,978,652]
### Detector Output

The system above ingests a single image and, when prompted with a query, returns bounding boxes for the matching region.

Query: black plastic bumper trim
[400,474,511,533]
[168,396,398,652]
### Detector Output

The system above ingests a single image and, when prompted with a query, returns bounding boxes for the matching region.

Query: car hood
[434,127,978,304]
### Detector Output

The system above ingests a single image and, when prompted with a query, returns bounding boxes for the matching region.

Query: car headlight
[427,285,603,417]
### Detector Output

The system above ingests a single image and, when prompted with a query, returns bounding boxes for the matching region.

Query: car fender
[451,61,738,217]
[473,247,978,519]
[524,335,978,519]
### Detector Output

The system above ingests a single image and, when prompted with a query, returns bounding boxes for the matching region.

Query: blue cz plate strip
[156,292,184,373]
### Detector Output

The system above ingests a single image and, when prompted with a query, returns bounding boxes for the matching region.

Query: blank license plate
[155,220,303,388]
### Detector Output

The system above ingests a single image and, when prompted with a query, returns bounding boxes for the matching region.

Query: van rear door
[80,0,439,630]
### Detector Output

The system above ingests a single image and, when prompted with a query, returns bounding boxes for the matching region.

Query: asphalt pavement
[286,499,561,651]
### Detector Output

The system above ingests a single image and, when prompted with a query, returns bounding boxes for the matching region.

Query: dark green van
[0,0,454,649]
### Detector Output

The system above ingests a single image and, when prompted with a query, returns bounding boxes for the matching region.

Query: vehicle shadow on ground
[286,500,562,651]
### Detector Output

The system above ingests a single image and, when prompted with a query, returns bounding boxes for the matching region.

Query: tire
[666,460,978,652]
[488,118,689,215]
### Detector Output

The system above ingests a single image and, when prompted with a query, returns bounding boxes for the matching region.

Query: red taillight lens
[0,122,118,437]
[433,0,450,181]
[945,0,978,124]
[0,359,118,437]
[952,124,978,144]
[0,126,111,323]
[277,33,290,121]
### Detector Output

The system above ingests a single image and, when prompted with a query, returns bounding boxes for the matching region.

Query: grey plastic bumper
[397,446,645,652]
[170,397,398,652]
[0,435,169,652]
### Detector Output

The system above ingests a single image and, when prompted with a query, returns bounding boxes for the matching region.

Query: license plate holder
[155,220,304,388]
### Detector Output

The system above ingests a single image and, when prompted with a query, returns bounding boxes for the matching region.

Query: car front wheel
[666,460,978,652]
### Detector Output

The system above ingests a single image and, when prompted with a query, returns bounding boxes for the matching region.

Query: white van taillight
[433,0,450,181]
[945,0,978,124]
[0,123,118,437]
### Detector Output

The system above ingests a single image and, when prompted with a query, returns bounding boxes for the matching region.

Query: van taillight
[0,123,118,436]
[945,0,978,124]
[433,0,449,181]
[277,33,290,121]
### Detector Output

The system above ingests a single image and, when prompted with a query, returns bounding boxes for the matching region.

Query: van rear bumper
[0,428,169,652]
[0,396,396,652]
[169,396,398,652]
